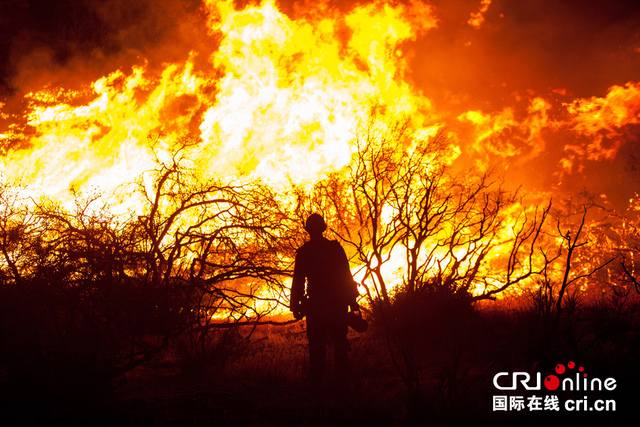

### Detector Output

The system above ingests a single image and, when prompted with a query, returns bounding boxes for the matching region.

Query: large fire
[1,0,639,311]
[1,0,440,200]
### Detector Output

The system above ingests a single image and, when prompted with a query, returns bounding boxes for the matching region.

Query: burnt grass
[2,299,640,426]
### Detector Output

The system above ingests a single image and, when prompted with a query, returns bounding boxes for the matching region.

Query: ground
[2,303,638,426]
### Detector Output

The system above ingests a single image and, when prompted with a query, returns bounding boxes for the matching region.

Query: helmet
[304,213,327,233]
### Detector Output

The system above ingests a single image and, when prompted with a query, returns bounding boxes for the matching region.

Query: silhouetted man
[290,213,359,386]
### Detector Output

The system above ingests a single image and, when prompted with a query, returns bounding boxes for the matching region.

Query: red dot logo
[568,361,575,369]
[555,364,565,374]
[544,375,560,391]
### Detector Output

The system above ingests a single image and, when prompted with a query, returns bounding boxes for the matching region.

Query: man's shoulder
[297,238,343,253]
[326,238,345,249]
[297,240,312,252]
[295,241,313,258]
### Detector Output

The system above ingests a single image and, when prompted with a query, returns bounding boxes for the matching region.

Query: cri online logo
[493,361,617,392]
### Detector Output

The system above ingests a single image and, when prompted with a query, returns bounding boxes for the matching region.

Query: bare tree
[0,135,299,389]
[535,207,614,343]
[303,117,551,396]
[120,137,298,371]
[0,181,43,286]
[619,207,640,294]
[133,138,295,323]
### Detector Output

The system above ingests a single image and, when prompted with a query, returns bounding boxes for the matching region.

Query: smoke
[415,0,640,103]
[0,0,212,95]
[3,0,639,95]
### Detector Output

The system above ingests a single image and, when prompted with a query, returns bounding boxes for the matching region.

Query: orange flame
[561,82,640,173]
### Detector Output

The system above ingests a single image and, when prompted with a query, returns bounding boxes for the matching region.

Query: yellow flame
[1,0,440,205]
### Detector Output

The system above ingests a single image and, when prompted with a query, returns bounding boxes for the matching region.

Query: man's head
[304,213,326,236]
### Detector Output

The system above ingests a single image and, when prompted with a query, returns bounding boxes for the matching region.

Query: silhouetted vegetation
[293,117,553,400]
[1,129,638,424]
[0,138,296,410]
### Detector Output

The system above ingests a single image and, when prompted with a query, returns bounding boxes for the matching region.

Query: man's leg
[306,315,326,385]
[328,315,350,388]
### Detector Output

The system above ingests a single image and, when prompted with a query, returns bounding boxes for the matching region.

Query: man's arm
[290,251,306,319]
[335,242,359,308]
